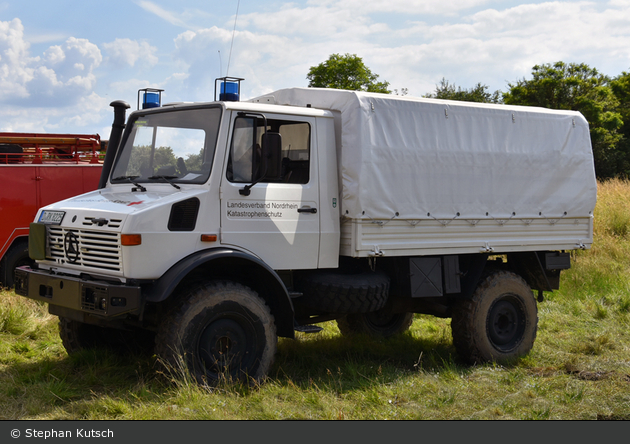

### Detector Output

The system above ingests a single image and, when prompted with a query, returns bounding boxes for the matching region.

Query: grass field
[1,179,630,420]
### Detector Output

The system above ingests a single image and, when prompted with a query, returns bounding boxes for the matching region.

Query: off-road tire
[451,271,537,365]
[300,271,390,314]
[337,310,414,338]
[59,318,155,355]
[155,281,277,385]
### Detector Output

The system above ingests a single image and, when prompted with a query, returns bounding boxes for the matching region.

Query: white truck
[14,79,597,383]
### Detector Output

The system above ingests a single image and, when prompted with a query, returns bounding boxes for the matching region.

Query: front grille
[46,226,121,272]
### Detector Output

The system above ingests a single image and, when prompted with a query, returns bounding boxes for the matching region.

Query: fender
[146,247,295,338]
[507,251,555,292]
[1,228,28,260]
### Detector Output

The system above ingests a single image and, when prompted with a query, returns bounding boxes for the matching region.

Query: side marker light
[121,234,142,246]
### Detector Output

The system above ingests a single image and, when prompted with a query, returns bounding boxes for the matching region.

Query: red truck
[0,132,105,287]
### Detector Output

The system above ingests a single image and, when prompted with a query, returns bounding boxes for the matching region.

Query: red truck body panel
[0,133,105,282]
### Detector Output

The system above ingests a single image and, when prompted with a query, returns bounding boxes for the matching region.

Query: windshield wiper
[148,175,181,190]
[112,175,147,192]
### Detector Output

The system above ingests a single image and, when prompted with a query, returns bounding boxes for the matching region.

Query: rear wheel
[155,281,277,384]
[451,271,537,364]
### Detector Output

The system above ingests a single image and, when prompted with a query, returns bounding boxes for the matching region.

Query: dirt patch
[574,371,615,381]
[562,363,627,381]
[528,367,561,377]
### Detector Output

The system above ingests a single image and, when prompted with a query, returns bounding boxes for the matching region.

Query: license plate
[39,210,65,225]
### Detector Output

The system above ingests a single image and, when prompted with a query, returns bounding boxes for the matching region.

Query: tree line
[308,54,630,179]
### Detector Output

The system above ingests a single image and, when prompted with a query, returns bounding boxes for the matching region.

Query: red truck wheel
[1,241,32,289]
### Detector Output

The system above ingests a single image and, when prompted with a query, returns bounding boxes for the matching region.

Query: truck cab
[15,87,342,382]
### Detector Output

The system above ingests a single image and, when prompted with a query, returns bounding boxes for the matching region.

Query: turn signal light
[201,234,217,242]
[121,234,142,246]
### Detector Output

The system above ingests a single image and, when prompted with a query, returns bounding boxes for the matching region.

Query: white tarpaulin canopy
[252,88,597,222]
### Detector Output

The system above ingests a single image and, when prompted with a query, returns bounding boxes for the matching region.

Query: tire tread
[451,270,537,364]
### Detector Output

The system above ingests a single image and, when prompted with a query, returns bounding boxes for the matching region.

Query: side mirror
[261,132,282,181]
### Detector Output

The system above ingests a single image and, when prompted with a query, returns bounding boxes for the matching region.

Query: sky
[1,0,629,138]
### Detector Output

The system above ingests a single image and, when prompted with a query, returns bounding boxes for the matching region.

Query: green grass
[2,179,630,420]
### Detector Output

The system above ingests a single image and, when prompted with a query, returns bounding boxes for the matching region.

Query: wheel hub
[487,296,524,351]
[198,318,249,372]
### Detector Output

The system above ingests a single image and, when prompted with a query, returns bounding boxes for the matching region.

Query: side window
[227,117,310,184]
[227,117,256,182]
[279,122,310,184]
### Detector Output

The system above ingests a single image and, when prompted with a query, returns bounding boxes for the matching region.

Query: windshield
[111,107,221,185]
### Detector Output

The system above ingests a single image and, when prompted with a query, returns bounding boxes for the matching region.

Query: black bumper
[14,266,142,317]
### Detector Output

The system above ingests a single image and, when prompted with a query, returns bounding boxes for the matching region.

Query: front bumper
[14,266,142,317]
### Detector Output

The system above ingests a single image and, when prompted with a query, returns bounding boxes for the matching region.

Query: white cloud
[307,0,491,15]
[25,32,68,45]
[3,1,630,135]
[43,45,65,64]
[0,18,108,132]
[136,0,190,28]
[0,91,109,134]
[60,92,110,129]
[390,1,630,91]
[104,38,158,68]
[56,37,102,73]
[24,36,102,106]
[237,6,372,38]
[0,18,35,101]
[201,0,630,98]
[171,25,323,100]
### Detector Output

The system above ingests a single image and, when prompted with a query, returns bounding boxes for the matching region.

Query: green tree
[128,145,177,177]
[424,78,502,103]
[610,71,630,176]
[307,53,390,93]
[504,62,623,178]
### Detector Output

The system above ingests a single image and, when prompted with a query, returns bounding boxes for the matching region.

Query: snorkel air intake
[99,100,130,189]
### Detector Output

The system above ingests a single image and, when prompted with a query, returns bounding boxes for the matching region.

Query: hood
[38,186,207,232]
[43,187,204,215]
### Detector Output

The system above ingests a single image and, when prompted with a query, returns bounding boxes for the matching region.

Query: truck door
[220,113,320,270]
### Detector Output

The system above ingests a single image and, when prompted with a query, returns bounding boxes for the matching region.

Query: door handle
[297,207,317,214]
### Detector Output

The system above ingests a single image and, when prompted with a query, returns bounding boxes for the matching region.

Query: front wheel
[155,281,277,384]
[451,271,537,365]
